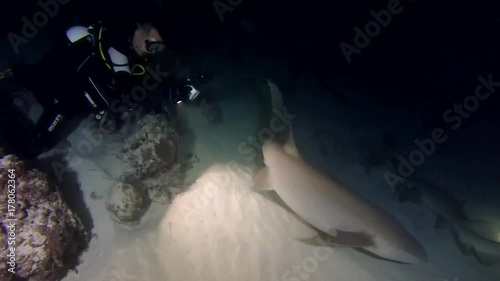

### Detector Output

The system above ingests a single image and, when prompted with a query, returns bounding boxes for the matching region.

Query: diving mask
[146,40,166,55]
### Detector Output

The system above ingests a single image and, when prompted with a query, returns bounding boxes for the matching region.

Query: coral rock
[119,114,179,182]
[0,155,89,281]
[106,182,151,226]
[144,163,183,204]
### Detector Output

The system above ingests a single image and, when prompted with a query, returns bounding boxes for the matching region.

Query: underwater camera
[170,73,213,104]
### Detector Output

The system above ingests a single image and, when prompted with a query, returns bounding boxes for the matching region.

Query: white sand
[157,162,373,281]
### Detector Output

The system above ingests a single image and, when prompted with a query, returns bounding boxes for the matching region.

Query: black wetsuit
[1,20,172,159]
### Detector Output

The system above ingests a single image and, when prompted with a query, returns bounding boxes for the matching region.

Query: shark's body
[257,141,427,264]
[254,80,427,264]
[399,178,500,266]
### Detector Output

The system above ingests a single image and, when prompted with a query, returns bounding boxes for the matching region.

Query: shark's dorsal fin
[267,79,284,110]
[266,78,299,158]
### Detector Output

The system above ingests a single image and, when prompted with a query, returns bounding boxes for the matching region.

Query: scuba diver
[0,19,212,159]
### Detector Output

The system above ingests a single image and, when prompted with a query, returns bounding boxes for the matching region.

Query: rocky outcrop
[143,163,183,204]
[106,182,151,226]
[0,155,89,281]
[106,114,183,226]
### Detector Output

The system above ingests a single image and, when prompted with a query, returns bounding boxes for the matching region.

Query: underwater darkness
[2,0,500,109]
[2,0,500,121]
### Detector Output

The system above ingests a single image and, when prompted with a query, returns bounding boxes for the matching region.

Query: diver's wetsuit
[1,14,210,159]
[1,21,167,159]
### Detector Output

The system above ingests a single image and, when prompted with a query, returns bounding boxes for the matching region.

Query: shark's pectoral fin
[252,167,273,191]
[297,228,374,248]
[327,229,374,247]
[297,234,337,247]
